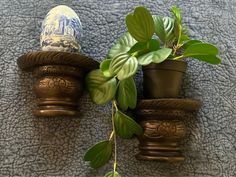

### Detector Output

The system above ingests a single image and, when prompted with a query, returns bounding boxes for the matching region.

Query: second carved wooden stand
[134,99,201,162]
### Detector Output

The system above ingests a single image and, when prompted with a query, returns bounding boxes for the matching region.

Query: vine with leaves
[84,6,221,177]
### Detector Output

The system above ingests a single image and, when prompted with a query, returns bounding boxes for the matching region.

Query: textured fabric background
[0,0,235,177]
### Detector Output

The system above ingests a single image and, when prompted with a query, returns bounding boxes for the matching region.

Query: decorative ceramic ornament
[17,5,99,117]
[40,5,82,52]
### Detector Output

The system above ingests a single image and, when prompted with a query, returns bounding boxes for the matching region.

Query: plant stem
[173,55,184,60]
[112,101,117,172]
[177,24,182,46]
[109,131,114,141]
[173,45,178,56]
[164,42,167,48]
[131,51,139,57]
[113,101,118,111]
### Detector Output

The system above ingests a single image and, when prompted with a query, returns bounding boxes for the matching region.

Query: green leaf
[109,53,138,80]
[100,59,112,77]
[104,171,121,177]
[171,6,189,45]
[117,77,137,111]
[153,15,165,43]
[86,69,117,105]
[183,43,219,56]
[84,140,112,169]
[138,48,172,65]
[128,39,160,56]
[163,17,175,41]
[171,6,181,23]
[114,111,143,139]
[179,34,189,43]
[153,16,175,44]
[148,39,160,51]
[108,32,137,58]
[191,55,221,64]
[179,26,189,43]
[182,40,202,50]
[126,6,155,42]
[128,42,147,54]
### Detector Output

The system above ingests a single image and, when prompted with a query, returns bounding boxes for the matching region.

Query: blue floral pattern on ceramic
[40,5,82,53]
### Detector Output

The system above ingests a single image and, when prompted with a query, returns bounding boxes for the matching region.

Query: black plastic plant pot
[142,60,187,98]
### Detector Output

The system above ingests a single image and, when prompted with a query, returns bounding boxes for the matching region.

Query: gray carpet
[0,0,235,176]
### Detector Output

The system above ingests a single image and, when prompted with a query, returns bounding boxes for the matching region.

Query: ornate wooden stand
[17,51,99,117]
[134,99,201,162]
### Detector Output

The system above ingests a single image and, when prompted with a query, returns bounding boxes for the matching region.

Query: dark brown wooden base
[135,99,201,162]
[17,51,99,117]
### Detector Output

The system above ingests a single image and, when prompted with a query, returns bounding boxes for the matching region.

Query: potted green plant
[84,6,221,176]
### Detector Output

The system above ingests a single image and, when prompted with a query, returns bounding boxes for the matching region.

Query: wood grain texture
[137,99,201,111]
[18,51,99,71]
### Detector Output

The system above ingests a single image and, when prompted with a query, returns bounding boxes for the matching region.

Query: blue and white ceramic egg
[40,5,82,53]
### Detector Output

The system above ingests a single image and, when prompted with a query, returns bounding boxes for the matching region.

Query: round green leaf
[163,17,175,41]
[128,39,160,56]
[109,53,138,80]
[108,32,137,59]
[114,111,143,139]
[84,140,112,169]
[138,48,172,65]
[182,40,202,50]
[104,171,121,177]
[183,43,219,56]
[128,42,147,54]
[100,59,112,77]
[86,69,117,105]
[153,16,175,44]
[117,77,137,111]
[191,55,221,64]
[153,15,165,43]
[126,6,155,42]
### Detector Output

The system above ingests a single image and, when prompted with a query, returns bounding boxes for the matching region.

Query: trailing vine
[84,6,221,177]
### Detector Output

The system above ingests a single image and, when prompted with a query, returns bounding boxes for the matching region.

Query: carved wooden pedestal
[135,99,201,162]
[17,51,99,117]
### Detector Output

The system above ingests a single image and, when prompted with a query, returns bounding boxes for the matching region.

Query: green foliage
[84,140,112,169]
[182,40,202,50]
[171,6,189,45]
[191,55,221,64]
[181,43,220,64]
[183,43,219,56]
[153,16,175,44]
[128,39,160,56]
[117,77,137,111]
[138,48,172,65]
[108,32,137,59]
[114,111,143,139]
[86,69,117,105]
[128,42,147,54]
[109,53,138,80]
[85,5,222,176]
[148,39,161,51]
[126,6,155,42]
[104,171,121,177]
[100,59,112,77]
[171,6,181,23]
[163,17,175,42]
